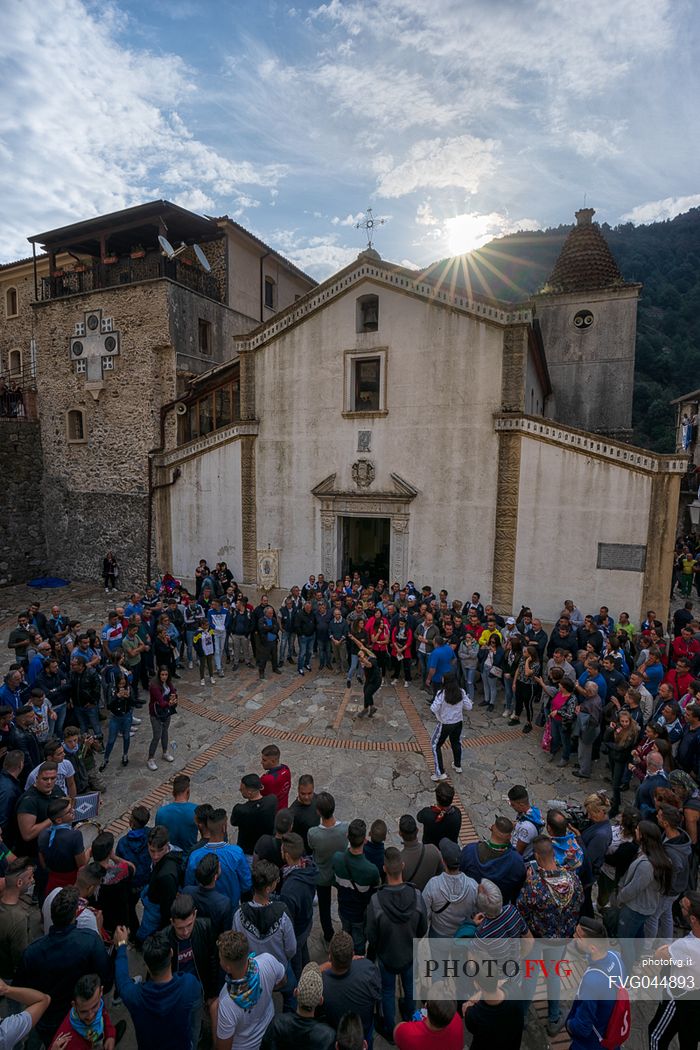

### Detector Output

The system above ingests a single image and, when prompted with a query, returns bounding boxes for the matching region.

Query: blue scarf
[69,999,105,1045]
[225,954,261,1011]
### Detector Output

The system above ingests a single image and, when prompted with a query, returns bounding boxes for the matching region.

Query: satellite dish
[193,243,211,274]
[158,234,176,259]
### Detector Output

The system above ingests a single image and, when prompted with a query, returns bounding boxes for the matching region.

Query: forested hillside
[427,209,700,451]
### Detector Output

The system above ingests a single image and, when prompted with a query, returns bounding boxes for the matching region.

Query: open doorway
[340,516,390,583]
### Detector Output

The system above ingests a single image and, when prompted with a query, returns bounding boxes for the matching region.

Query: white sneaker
[403,680,409,687]
[502,709,510,718]
[210,676,216,684]
[299,669,305,676]
[200,678,205,686]
[163,752,175,763]
[431,772,448,782]
[131,716,142,725]
[188,661,193,669]
[129,728,138,736]
[390,679,397,686]
[454,766,462,773]
[105,588,109,593]
[147,758,158,771]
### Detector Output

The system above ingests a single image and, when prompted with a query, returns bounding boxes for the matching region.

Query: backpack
[592,984,631,1049]
[517,811,545,835]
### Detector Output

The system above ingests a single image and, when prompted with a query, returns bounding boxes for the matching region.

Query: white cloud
[620,194,700,224]
[332,212,365,227]
[569,127,624,160]
[376,135,499,198]
[0,0,286,260]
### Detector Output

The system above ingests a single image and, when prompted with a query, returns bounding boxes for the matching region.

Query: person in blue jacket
[459,816,525,903]
[116,805,152,934]
[566,916,626,1050]
[114,926,202,1050]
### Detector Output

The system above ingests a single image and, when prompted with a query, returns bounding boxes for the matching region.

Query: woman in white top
[430,672,473,781]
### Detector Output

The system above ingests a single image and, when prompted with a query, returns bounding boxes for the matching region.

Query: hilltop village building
[0,202,685,621]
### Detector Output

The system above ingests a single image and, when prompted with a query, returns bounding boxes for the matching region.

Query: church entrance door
[340,516,390,584]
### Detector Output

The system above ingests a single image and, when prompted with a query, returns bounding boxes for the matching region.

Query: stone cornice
[157,421,259,468]
[235,263,533,351]
[494,413,688,475]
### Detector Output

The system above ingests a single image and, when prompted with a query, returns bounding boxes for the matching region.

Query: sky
[0,0,699,278]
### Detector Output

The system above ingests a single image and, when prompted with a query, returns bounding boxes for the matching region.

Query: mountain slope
[423,209,700,451]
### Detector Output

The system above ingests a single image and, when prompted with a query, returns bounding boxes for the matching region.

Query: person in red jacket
[50,972,125,1048]
[260,744,291,810]
[663,656,694,702]
[669,627,700,668]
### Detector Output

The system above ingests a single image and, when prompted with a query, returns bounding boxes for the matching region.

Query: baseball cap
[296,962,324,1009]
[506,617,516,626]
[439,837,461,869]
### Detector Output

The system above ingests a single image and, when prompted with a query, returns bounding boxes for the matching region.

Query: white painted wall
[513,436,651,622]
[224,228,313,324]
[168,440,243,581]
[252,278,505,596]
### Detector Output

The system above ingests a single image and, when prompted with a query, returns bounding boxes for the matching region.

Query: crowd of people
[0,558,697,1049]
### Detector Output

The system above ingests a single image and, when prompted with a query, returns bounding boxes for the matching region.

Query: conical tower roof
[545,208,623,293]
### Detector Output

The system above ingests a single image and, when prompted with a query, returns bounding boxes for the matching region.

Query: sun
[445,213,494,255]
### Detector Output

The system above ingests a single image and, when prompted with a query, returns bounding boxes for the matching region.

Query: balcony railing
[0,368,38,421]
[39,251,222,303]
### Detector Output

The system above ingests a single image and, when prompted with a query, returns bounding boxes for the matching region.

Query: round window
[573,309,594,330]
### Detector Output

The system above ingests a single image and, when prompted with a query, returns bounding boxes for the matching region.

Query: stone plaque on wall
[596,543,647,572]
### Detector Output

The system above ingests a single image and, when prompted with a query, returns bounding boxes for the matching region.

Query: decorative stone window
[343,348,388,417]
[356,294,379,332]
[8,349,21,376]
[5,287,18,318]
[264,277,276,310]
[66,408,87,443]
[198,318,211,355]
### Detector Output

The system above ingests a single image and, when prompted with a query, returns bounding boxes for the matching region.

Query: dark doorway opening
[341,516,390,584]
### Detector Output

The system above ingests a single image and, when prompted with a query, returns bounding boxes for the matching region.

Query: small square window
[354,357,380,411]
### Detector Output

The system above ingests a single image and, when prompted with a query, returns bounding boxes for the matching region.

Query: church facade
[0,201,685,621]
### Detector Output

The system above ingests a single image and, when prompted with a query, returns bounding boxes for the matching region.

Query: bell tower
[534,208,641,441]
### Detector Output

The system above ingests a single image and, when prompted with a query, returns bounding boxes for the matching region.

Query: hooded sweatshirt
[664,831,692,896]
[516,862,583,939]
[116,827,151,889]
[232,899,297,966]
[115,945,202,1050]
[279,859,319,937]
[365,883,428,973]
[422,871,478,936]
[459,842,525,904]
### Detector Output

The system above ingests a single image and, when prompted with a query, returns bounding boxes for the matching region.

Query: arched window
[356,294,379,332]
[8,349,21,376]
[66,408,87,443]
[5,287,18,318]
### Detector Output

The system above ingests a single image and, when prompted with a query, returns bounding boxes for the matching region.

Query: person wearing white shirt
[429,674,472,781]
[214,931,285,1050]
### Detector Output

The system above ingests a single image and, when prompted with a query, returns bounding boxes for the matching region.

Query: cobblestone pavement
[0,582,665,1049]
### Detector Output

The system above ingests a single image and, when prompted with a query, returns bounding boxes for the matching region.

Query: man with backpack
[507,784,544,861]
[566,916,629,1050]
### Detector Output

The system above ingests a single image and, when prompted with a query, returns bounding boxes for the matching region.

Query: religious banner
[257,549,279,590]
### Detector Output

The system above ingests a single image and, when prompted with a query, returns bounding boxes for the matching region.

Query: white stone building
[154,211,685,623]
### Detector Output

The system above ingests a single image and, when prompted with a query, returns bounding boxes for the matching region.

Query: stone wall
[0,420,46,584]
[33,281,176,587]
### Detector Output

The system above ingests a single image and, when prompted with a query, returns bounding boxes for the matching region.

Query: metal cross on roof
[355,207,387,251]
